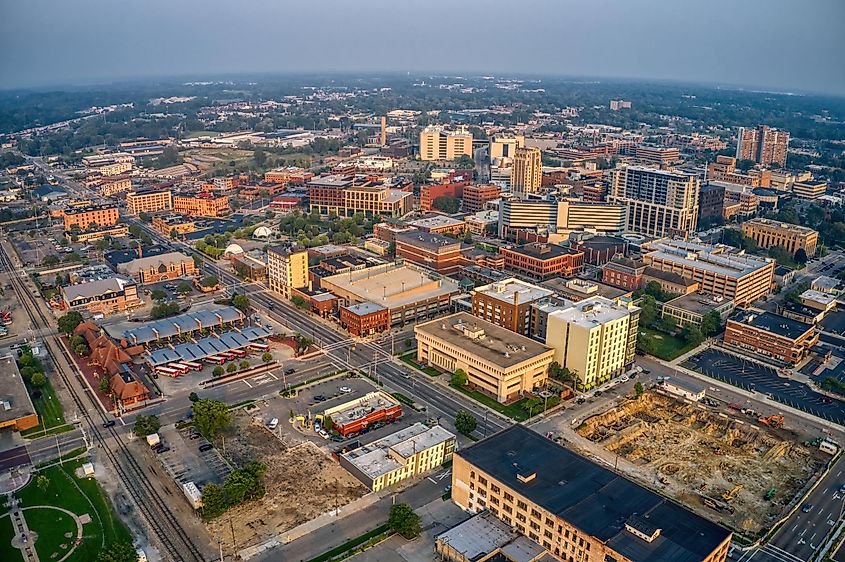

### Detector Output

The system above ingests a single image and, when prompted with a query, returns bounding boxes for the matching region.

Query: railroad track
[0,241,207,562]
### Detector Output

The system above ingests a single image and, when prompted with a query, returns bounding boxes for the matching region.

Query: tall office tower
[736,125,789,167]
[380,116,387,146]
[511,147,542,198]
[609,165,700,237]
[419,126,473,161]
[489,135,525,161]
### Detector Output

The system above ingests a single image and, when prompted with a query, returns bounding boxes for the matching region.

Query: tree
[453,154,475,169]
[388,503,421,540]
[134,415,160,437]
[224,461,267,504]
[637,334,658,356]
[451,369,468,387]
[432,195,460,214]
[291,294,311,311]
[98,377,111,393]
[239,360,250,370]
[42,255,60,267]
[261,352,272,363]
[323,416,334,432]
[231,293,250,312]
[150,289,167,301]
[638,295,658,326]
[57,311,83,334]
[634,382,645,397]
[95,542,139,562]
[253,147,267,167]
[227,362,238,373]
[794,248,808,265]
[70,334,89,356]
[201,275,218,288]
[176,282,192,295]
[213,365,225,377]
[682,324,705,346]
[188,392,200,403]
[36,474,49,492]
[200,483,228,519]
[158,144,182,167]
[138,212,151,223]
[658,315,677,334]
[700,310,722,337]
[193,399,231,440]
[454,410,477,436]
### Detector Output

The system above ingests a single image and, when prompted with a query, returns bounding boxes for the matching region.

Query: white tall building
[609,165,700,237]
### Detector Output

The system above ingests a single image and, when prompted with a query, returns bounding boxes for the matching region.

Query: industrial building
[451,426,732,562]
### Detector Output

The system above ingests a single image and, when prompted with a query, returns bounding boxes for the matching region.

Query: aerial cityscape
[1,2,844,562]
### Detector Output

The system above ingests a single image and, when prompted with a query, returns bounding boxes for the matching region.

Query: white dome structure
[253,226,272,238]
[224,243,245,256]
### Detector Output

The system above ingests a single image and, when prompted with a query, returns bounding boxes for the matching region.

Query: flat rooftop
[800,289,836,305]
[343,301,386,315]
[663,293,732,315]
[415,312,553,369]
[341,423,454,479]
[541,277,630,301]
[646,239,772,278]
[731,310,814,340]
[549,296,635,327]
[458,426,731,562]
[408,215,465,230]
[435,512,518,561]
[505,243,580,260]
[395,230,463,252]
[0,354,37,425]
[321,263,460,310]
[744,218,817,235]
[474,278,553,305]
[323,391,399,425]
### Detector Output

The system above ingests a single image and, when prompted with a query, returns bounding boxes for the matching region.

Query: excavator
[758,415,785,429]
[722,485,743,502]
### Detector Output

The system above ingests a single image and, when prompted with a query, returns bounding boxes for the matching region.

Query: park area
[576,392,824,538]
[0,454,132,562]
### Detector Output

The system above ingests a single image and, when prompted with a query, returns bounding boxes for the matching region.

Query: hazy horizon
[2,0,844,96]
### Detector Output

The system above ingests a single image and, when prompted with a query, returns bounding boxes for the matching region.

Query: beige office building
[267,246,309,298]
[741,218,818,257]
[126,190,173,215]
[511,147,542,198]
[546,296,638,390]
[643,239,774,306]
[489,135,525,161]
[415,312,554,404]
[419,126,473,161]
[609,165,699,237]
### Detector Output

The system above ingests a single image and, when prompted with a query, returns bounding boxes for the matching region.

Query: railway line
[0,240,207,562]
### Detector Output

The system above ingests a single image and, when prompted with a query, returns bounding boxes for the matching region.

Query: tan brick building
[63,204,119,231]
[740,218,818,257]
[116,251,197,284]
[173,192,229,217]
[127,189,173,215]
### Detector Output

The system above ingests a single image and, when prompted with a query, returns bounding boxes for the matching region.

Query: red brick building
[395,231,467,276]
[420,172,472,211]
[462,184,501,213]
[500,243,584,281]
[340,302,390,336]
[291,287,339,318]
[602,255,646,291]
[724,310,818,365]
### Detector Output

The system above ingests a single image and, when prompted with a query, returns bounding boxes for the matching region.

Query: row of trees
[17,346,49,389]
[201,462,267,519]
[211,360,253,377]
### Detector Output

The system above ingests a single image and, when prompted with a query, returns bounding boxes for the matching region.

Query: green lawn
[450,384,530,422]
[399,353,440,377]
[20,378,67,438]
[306,523,390,562]
[25,507,77,561]
[639,326,697,361]
[9,458,132,562]
[0,514,24,562]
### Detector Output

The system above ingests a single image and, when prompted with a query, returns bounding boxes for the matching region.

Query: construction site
[576,392,824,536]
[204,410,368,552]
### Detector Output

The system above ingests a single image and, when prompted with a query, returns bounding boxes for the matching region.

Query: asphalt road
[0,445,29,471]
[684,348,845,426]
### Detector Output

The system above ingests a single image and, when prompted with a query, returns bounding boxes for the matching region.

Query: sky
[1,0,844,96]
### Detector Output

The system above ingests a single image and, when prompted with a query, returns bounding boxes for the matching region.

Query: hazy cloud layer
[1,0,843,95]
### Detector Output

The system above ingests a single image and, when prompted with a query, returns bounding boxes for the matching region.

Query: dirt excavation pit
[205,411,368,551]
[576,392,823,536]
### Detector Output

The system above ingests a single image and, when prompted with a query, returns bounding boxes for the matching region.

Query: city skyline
[1,0,844,96]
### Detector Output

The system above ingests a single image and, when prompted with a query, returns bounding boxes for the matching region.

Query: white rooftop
[548,296,634,328]
[408,215,465,229]
[646,239,772,279]
[341,423,455,480]
[474,278,553,305]
[800,289,837,305]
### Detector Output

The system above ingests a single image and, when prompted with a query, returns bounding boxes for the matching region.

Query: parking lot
[154,425,232,490]
[684,348,845,425]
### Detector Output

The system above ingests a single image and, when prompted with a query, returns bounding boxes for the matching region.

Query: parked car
[199,443,213,452]
[314,395,327,402]
[339,386,352,394]
[102,420,116,428]
[267,418,279,430]
[284,368,295,375]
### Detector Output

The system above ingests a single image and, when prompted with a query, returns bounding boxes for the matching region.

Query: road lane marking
[243,380,253,388]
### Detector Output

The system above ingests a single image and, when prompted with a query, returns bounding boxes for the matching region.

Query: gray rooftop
[123,306,244,345]
[0,354,37,425]
[395,230,463,252]
[116,251,193,275]
[415,312,553,369]
[473,278,553,305]
[646,240,772,279]
[341,423,455,479]
[435,512,518,561]
[144,325,271,366]
[663,293,732,316]
[343,301,387,315]
[62,276,135,303]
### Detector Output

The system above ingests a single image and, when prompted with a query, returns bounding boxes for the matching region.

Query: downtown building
[419,126,473,161]
[173,192,230,217]
[498,199,627,240]
[267,246,309,298]
[740,218,818,257]
[471,278,554,337]
[511,147,543,198]
[451,426,732,562]
[609,165,699,237]
[126,189,173,215]
[736,125,789,167]
[307,175,413,218]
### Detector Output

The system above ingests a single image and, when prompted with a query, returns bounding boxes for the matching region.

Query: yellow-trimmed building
[741,218,818,257]
[267,246,309,298]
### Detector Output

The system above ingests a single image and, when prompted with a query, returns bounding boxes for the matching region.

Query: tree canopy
[432,195,460,214]
[193,399,230,440]
[454,410,477,436]
[388,503,421,540]
[57,311,83,334]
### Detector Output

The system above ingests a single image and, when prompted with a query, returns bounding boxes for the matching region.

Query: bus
[249,342,270,352]
[181,360,203,372]
[155,366,180,376]
[217,351,236,360]
[229,348,247,358]
[204,356,225,365]
[168,363,190,375]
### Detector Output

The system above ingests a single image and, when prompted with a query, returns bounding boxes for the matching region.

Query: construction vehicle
[765,488,777,500]
[758,415,784,429]
[722,485,742,502]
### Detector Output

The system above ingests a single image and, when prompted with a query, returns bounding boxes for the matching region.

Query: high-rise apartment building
[471,278,553,336]
[126,190,173,215]
[609,165,699,237]
[419,126,473,161]
[267,246,309,298]
[510,147,542,198]
[736,125,789,167]
[546,296,639,390]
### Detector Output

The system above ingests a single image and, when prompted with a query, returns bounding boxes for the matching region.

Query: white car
[319,429,329,439]
[620,375,629,382]
[339,386,352,394]
[267,418,279,430]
